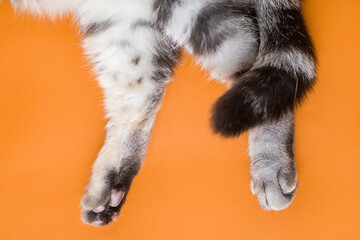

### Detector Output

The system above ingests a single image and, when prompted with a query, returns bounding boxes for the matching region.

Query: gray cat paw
[81,189,125,226]
[250,160,297,210]
[80,170,134,226]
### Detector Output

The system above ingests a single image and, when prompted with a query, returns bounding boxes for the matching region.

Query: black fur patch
[211,1,316,137]
[211,66,313,137]
[257,6,315,57]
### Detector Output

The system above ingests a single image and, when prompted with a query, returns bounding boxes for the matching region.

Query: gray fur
[153,0,181,28]
[9,0,316,225]
[131,20,155,30]
[132,56,141,65]
[81,26,179,225]
[189,0,257,55]
[82,20,113,37]
[249,111,297,210]
[151,40,180,83]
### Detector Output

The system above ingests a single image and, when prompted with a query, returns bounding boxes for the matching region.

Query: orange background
[1,1,360,239]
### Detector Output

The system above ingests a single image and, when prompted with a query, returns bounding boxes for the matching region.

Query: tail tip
[210,88,257,137]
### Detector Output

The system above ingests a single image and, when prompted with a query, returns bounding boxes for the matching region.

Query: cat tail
[211,0,317,137]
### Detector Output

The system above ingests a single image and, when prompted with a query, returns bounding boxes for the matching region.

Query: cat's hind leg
[162,1,297,210]
[249,112,297,210]
[77,5,179,225]
[211,0,317,136]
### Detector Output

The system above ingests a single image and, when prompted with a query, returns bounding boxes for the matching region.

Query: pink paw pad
[93,205,105,213]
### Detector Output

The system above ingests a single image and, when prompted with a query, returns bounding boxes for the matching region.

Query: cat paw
[80,170,134,226]
[250,160,297,211]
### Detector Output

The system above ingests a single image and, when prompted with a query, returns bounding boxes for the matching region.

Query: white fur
[76,1,166,206]
[9,0,304,223]
[11,0,175,220]
[197,31,258,82]
[164,0,205,47]
[11,0,79,17]
[164,0,259,83]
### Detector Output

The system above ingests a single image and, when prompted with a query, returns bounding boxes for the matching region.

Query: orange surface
[1,1,360,239]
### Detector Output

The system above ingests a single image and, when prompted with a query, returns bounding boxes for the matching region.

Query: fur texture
[9,0,316,226]
[211,0,316,136]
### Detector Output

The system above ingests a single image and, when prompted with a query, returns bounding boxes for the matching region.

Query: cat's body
[9,0,316,226]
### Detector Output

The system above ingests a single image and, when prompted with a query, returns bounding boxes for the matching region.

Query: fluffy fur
[9,0,316,226]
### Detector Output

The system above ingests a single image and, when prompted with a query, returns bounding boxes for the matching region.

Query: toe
[251,175,296,211]
[91,220,104,226]
[110,190,125,207]
[277,169,297,194]
[93,205,105,213]
[264,182,295,211]
[81,189,111,211]
[254,182,271,210]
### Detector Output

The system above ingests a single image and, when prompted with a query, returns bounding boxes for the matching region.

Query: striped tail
[211,0,317,137]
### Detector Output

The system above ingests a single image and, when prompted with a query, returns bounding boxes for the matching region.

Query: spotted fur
[10,0,316,225]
